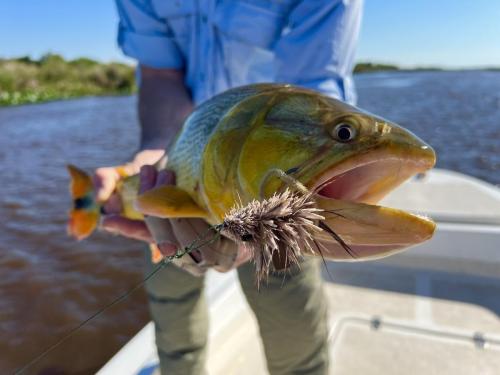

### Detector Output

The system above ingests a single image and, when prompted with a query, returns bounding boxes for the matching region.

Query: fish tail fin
[67,164,100,240]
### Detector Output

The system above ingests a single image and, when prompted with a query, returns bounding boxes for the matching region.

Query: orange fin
[135,185,207,218]
[67,164,100,240]
[149,243,164,264]
[67,164,94,197]
[68,208,100,240]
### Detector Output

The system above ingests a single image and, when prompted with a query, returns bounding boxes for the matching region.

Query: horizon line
[1,53,499,71]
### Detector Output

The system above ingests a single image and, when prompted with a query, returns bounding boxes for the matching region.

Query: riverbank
[0,54,135,106]
[1,56,499,107]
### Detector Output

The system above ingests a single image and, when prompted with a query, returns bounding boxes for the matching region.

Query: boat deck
[98,169,500,375]
[100,265,500,375]
[204,264,500,375]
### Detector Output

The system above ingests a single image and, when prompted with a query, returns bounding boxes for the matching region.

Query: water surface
[0,96,149,374]
[0,71,499,374]
[356,71,500,185]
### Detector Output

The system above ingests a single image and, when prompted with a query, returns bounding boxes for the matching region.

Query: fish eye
[332,123,357,142]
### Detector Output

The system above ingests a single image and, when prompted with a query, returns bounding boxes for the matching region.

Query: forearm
[117,66,194,173]
[138,66,194,151]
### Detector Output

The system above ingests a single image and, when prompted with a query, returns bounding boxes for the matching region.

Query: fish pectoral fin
[134,185,207,219]
[149,243,164,264]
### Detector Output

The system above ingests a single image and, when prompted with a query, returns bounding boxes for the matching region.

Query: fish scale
[67,83,436,266]
[168,84,276,207]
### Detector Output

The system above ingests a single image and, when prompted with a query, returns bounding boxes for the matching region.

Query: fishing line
[15,225,222,375]
[16,189,344,373]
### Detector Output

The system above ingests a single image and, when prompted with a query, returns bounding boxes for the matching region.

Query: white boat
[98,169,500,375]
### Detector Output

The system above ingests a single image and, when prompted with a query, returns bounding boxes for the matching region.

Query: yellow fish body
[68,83,436,260]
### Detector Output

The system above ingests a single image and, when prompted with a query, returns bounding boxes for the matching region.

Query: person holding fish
[79,1,391,374]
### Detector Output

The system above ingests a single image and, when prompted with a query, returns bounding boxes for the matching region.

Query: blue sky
[0,0,499,68]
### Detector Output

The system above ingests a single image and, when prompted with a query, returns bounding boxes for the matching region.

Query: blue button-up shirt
[116,0,362,105]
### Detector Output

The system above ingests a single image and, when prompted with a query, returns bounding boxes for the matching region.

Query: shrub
[0,55,136,106]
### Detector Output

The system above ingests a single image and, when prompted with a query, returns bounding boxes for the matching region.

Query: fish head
[237,87,436,260]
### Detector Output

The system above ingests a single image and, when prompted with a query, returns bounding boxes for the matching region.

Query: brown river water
[1,71,499,374]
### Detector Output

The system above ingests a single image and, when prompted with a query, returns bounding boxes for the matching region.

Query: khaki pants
[144,252,329,375]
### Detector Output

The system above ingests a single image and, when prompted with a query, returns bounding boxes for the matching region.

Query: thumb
[94,167,120,202]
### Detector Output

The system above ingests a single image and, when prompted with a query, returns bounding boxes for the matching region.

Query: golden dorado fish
[68,83,436,261]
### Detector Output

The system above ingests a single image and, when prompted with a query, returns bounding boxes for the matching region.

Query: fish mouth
[307,149,437,261]
[314,153,433,203]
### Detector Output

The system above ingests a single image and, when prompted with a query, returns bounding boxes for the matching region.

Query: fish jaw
[308,142,436,260]
[312,147,435,204]
[312,195,436,260]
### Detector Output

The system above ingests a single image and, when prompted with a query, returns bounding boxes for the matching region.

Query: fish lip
[308,149,435,204]
[305,148,437,255]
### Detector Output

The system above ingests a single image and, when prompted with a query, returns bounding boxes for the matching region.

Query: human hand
[94,149,166,243]
[139,166,253,274]
[97,173,174,251]
[94,148,166,205]
[102,163,251,275]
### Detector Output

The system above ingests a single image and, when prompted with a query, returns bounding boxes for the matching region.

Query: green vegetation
[0,54,136,106]
[354,62,448,73]
[354,63,400,73]
[1,54,497,106]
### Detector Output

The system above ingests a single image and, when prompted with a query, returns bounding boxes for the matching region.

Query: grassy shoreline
[0,54,135,106]
[1,55,498,107]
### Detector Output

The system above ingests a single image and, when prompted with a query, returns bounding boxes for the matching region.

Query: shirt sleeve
[274,0,363,104]
[115,0,183,69]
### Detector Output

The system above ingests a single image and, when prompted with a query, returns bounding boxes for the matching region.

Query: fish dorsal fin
[135,185,207,219]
